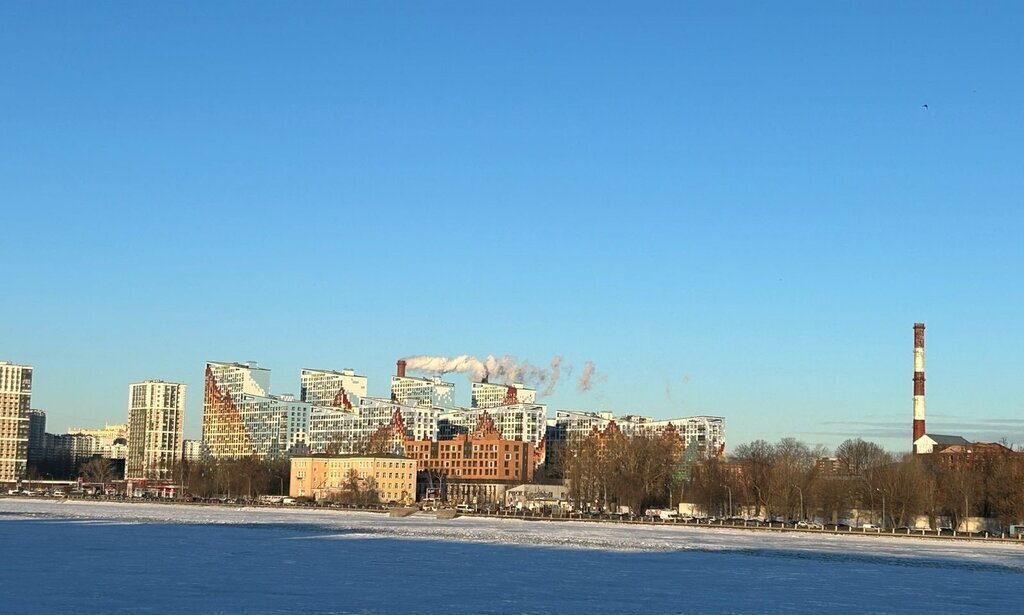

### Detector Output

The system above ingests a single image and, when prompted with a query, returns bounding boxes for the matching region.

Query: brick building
[402,412,534,484]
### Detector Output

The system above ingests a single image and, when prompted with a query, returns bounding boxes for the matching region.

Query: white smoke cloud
[403,353,588,397]
[540,356,563,397]
[577,361,599,392]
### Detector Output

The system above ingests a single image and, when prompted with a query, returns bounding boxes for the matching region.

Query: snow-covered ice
[1,498,1022,614]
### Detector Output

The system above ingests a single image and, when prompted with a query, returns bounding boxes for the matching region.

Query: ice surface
[1,498,1022,614]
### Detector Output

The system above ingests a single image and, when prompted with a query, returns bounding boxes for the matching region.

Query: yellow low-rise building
[290,454,416,504]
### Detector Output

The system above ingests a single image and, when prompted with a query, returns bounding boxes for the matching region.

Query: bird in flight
[922,104,929,110]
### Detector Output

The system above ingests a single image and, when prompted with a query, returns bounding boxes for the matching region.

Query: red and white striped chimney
[913,323,926,446]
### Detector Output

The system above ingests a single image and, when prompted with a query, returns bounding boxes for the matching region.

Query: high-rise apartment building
[299,368,367,408]
[126,380,186,481]
[203,361,309,460]
[471,381,536,409]
[0,361,32,482]
[27,409,46,468]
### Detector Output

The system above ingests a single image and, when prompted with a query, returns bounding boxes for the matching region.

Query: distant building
[299,368,367,408]
[308,397,439,455]
[439,404,547,446]
[203,361,309,460]
[289,454,416,503]
[27,409,46,468]
[505,483,571,510]
[471,381,536,409]
[913,434,971,455]
[549,410,725,457]
[126,380,185,480]
[815,456,849,476]
[0,361,32,482]
[404,412,535,485]
[390,374,455,408]
[183,439,205,462]
[67,423,128,459]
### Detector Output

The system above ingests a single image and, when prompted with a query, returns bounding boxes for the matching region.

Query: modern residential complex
[391,361,455,407]
[203,361,309,460]
[126,380,186,480]
[299,368,367,408]
[308,397,439,454]
[471,381,536,409]
[66,423,128,459]
[0,361,32,483]
[548,410,726,456]
[439,404,548,445]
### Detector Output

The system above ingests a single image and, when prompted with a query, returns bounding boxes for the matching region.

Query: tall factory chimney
[913,323,926,448]
[396,359,407,378]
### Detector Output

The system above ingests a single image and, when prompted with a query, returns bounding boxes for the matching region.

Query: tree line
[556,430,1024,528]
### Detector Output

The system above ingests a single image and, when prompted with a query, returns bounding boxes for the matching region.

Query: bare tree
[80,457,113,484]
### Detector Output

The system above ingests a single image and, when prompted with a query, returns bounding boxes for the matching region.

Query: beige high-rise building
[126,381,185,480]
[0,361,32,483]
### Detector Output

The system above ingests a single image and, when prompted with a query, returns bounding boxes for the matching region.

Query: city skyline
[3,4,1023,451]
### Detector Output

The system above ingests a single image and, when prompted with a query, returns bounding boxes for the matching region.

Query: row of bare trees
[559,429,682,514]
[689,437,1024,529]
[556,431,1024,528]
[177,457,290,499]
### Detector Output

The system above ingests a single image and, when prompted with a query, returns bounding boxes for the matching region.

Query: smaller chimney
[396,360,407,378]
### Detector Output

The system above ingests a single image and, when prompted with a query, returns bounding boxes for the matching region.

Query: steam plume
[540,356,563,397]
[577,361,599,392]
[402,353,586,397]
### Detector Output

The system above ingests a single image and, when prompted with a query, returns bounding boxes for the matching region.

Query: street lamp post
[876,489,886,530]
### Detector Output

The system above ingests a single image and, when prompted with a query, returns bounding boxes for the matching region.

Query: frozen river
[1,499,1022,614]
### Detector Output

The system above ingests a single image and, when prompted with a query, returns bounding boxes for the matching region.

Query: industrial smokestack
[913,323,926,448]
[396,359,407,378]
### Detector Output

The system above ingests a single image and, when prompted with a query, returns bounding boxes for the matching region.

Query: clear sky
[2,2,1022,452]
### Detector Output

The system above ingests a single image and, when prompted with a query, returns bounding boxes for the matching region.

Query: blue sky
[2,2,1022,451]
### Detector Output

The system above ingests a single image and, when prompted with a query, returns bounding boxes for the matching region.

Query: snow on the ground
[2,497,1022,569]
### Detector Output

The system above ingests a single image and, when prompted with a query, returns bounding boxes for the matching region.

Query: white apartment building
[183,439,205,462]
[0,361,32,483]
[308,397,439,454]
[550,410,726,455]
[300,368,367,408]
[390,375,455,408]
[126,380,185,481]
[471,381,537,409]
[67,423,128,459]
[203,361,275,458]
[439,403,548,445]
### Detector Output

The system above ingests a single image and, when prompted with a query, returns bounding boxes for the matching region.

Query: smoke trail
[577,361,598,392]
[540,356,563,397]
[403,353,589,397]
